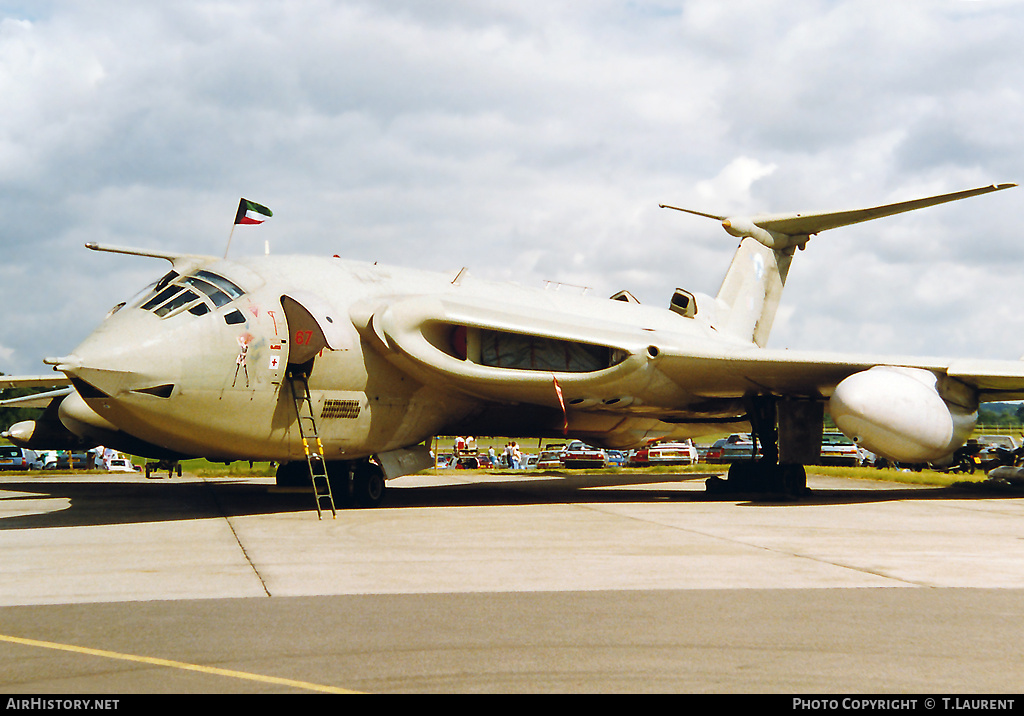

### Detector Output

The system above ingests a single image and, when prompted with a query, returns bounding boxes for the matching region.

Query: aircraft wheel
[353,462,386,508]
[724,461,760,492]
[275,461,310,487]
[325,462,353,508]
[780,463,807,495]
[718,461,806,496]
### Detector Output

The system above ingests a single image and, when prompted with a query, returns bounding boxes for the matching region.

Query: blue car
[605,450,627,467]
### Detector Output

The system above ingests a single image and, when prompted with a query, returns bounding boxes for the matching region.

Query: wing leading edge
[352,289,1024,418]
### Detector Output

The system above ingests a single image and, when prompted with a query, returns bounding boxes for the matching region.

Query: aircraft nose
[53,311,181,398]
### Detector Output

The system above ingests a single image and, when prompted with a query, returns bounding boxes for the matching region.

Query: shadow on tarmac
[0,471,1019,531]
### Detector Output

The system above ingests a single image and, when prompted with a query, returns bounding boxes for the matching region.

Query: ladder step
[288,374,337,519]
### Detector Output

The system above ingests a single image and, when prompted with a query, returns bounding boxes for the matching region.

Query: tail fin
[661,183,1016,347]
[713,238,791,347]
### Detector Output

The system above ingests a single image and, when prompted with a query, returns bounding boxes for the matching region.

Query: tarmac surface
[2,468,1024,693]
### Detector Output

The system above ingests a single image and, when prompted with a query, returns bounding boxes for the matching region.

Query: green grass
[426,461,996,488]
[10,447,1003,490]
[802,464,989,487]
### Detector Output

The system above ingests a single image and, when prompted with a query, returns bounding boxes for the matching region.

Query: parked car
[605,450,627,467]
[647,439,698,466]
[704,434,759,464]
[561,441,607,469]
[629,439,698,467]
[536,450,564,469]
[432,453,455,469]
[105,457,140,473]
[817,432,860,466]
[55,451,100,470]
[0,446,42,471]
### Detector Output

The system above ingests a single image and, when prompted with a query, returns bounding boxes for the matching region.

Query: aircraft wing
[0,387,73,409]
[0,374,72,390]
[652,347,1024,402]
[0,375,73,410]
[353,294,1024,416]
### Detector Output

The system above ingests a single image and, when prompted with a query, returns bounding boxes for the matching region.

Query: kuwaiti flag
[234,198,273,225]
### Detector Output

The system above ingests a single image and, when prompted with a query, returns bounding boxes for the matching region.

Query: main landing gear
[705,396,812,497]
[276,458,386,508]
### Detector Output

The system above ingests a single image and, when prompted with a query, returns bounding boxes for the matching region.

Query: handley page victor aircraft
[3,183,1023,512]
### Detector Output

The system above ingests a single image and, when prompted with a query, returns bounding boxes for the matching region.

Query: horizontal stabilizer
[748,183,1017,237]
[662,183,1017,249]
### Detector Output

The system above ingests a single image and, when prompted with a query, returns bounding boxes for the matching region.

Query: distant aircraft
[2,184,1021,510]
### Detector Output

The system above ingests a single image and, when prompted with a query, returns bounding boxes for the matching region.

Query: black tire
[352,462,386,508]
[275,461,311,487]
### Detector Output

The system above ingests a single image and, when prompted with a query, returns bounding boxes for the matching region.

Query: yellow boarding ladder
[287,370,336,520]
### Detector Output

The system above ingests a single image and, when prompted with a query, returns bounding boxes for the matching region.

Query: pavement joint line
[0,634,362,694]
[199,476,271,597]
[578,501,931,587]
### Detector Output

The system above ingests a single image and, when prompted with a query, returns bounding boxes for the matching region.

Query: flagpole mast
[224,224,237,259]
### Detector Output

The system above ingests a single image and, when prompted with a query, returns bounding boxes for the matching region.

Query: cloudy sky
[1,0,1022,376]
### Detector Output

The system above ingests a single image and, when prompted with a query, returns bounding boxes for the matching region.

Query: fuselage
[53,252,751,462]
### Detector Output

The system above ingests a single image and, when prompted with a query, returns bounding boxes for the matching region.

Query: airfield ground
[1,467,1023,694]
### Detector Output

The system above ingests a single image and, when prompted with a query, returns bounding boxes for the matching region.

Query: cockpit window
[141,286,184,311]
[195,270,244,299]
[154,290,199,317]
[153,270,179,293]
[181,276,232,307]
[135,268,247,319]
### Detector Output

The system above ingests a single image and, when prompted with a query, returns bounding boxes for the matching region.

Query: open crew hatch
[430,324,629,373]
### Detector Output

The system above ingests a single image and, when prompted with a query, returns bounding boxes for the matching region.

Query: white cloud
[1,0,1023,374]
[695,157,778,209]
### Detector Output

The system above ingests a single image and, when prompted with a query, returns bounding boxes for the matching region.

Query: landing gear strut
[705,396,810,497]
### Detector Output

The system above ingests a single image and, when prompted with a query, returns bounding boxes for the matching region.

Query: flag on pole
[234,198,273,225]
